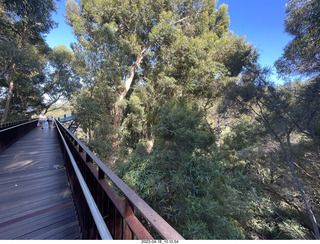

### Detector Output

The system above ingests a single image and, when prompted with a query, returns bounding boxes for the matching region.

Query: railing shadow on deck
[55,119,184,240]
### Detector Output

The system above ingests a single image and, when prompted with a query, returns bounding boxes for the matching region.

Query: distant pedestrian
[39,113,46,129]
[47,115,53,128]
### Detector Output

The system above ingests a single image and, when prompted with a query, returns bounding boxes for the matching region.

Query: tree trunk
[246,95,320,239]
[286,133,320,239]
[263,115,320,239]
[88,126,92,141]
[112,43,151,141]
[1,26,29,125]
[288,160,320,239]
[120,42,151,102]
[1,63,16,125]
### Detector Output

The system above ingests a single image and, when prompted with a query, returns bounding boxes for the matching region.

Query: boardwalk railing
[55,121,113,240]
[0,119,38,152]
[55,119,184,240]
[0,119,31,129]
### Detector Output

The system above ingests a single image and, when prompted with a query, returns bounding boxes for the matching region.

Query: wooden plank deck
[0,123,81,240]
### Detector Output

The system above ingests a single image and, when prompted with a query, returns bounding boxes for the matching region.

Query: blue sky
[45,0,291,84]
[44,0,75,50]
[222,0,291,83]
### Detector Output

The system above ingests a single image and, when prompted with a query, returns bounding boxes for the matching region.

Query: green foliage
[116,100,259,239]
[118,94,147,151]
[65,0,257,139]
[1,0,56,34]
[118,149,250,240]
[86,124,114,161]
[71,83,116,160]
[275,0,320,75]
[43,45,82,109]
[0,0,57,122]
[219,74,320,239]
[218,113,315,240]
[153,99,215,154]
[62,0,320,240]
[72,89,100,135]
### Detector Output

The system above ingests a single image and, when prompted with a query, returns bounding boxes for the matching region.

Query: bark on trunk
[286,133,320,239]
[113,43,151,136]
[288,160,320,239]
[1,63,16,125]
[119,43,151,103]
[88,126,92,141]
[1,27,28,125]
[110,43,151,163]
[263,117,319,239]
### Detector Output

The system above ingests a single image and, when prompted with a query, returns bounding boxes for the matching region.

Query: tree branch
[173,16,189,25]
[120,42,151,100]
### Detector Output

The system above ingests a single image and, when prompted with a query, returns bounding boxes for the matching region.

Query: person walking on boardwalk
[47,115,53,128]
[39,113,46,129]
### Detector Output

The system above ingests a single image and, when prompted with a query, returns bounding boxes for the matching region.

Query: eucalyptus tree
[66,0,256,149]
[272,1,320,237]
[42,45,81,113]
[275,0,320,76]
[275,0,320,161]
[294,78,320,160]
[0,0,57,124]
[220,74,320,239]
[0,36,50,120]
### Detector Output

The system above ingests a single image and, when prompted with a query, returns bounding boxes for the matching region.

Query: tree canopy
[65,0,256,153]
[1,0,320,240]
[0,0,56,123]
[275,0,320,76]
[0,0,81,123]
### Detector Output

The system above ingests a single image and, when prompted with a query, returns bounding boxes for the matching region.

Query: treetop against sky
[45,0,291,84]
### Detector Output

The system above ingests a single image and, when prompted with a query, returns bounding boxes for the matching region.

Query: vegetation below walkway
[1,0,319,240]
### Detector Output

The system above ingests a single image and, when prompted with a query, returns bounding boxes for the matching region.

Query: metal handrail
[0,119,38,152]
[0,119,37,132]
[55,120,113,240]
[0,119,31,129]
[55,119,184,240]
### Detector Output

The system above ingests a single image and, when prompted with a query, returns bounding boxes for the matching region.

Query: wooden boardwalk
[0,123,81,240]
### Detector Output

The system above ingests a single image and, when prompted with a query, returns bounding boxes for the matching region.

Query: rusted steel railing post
[124,198,134,239]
